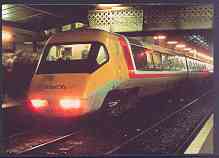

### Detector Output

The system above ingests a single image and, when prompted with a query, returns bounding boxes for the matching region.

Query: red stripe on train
[119,36,135,70]
[129,71,176,78]
[129,71,210,78]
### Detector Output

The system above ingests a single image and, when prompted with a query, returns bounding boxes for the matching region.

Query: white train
[26,29,213,117]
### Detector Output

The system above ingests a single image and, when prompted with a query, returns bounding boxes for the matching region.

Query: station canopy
[2,4,213,57]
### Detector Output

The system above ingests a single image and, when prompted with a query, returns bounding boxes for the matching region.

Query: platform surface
[2,96,24,109]
[184,114,213,154]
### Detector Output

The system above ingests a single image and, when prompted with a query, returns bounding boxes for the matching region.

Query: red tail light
[59,99,80,109]
[30,99,48,108]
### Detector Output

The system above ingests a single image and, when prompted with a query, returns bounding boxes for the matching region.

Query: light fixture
[175,44,186,48]
[167,41,178,45]
[2,30,13,42]
[184,48,192,51]
[153,35,166,40]
[97,4,121,10]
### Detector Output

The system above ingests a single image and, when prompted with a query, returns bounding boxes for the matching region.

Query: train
[26,28,213,117]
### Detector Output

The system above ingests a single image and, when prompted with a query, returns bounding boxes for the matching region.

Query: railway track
[5,117,90,154]
[105,89,214,154]
[8,89,213,155]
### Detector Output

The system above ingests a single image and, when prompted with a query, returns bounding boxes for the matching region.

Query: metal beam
[17,4,65,19]
[15,13,44,21]
[143,4,213,30]
[2,20,37,31]
[116,29,212,37]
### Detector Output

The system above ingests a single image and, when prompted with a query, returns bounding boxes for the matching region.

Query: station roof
[2,4,94,31]
[2,4,213,56]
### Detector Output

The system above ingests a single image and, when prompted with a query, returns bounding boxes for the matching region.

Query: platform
[184,114,213,154]
[2,96,24,109]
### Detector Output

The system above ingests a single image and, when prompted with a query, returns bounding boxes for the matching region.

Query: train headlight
[59,99,80,109]
[30,99,48,108]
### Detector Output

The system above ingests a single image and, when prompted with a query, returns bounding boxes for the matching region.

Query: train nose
[27,74,92,117]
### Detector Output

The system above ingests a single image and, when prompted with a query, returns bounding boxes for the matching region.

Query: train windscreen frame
[37,41,109,74]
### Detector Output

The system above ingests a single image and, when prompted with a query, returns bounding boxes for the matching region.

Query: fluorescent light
[167,41,178,44]
[153,35,166,40]
[176,44,186,48]
[2,30,13,42]
[24,42,33,45]
[184,48,192,51]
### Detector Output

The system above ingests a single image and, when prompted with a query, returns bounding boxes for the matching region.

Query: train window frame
[36,41,109,74]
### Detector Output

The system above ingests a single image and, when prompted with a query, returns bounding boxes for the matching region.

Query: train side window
[194,60,197,71]
[180,56,187,71]
[152,51,162,70]
[46,46,57,61]
[188,59,192,71]
[96,46,108,65]
[161,54,169,70]
[167,55,175,71]
[146,51,154,70]
[174,56,180,71]
[190,60,194,71]
[131,44,148,71]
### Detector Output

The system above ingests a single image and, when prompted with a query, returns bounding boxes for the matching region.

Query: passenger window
[152,52,162,70]
[146,51,154,70]
[131,45,148,71]
[167,55,175,71]
[96,46,108,65]
[181,56,187,71]
[174,56,180,71]
[161,54,169,70]
[46,46,57,61]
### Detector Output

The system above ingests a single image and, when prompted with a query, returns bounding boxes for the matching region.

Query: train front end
[27,29,119,117]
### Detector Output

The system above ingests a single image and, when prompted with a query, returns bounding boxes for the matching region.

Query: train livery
[27,29,213,117]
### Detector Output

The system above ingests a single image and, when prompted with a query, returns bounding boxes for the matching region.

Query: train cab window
[37,42,109,74]
[96,46,108,65]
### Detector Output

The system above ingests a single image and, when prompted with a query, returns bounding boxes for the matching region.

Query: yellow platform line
[184,114,213,154]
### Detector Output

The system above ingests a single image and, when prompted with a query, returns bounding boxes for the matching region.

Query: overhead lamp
[175,44,186,48]
[189,49,197,54]
[97,4,121,10]
[167,41,178,45]
[153,35,166,40]
[184,48,192,51]
[2,30,13,42]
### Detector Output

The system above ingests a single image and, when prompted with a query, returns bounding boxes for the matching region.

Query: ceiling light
[176,44,186,48]
[167,41,178,44]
